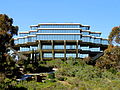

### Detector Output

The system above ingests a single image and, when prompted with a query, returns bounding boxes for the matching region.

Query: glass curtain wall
[18,38,25,44]
[90,33,101,37]
[30,32,37,35]
[94,38,101,44]
[54,45,64,49]
[81,31,89,35]
[80,26,89,30]
[42,45,52,49]
[14,39,18,45]
[102,40,108,45]
[30,46,38,51]
[39,25,80,28]
[20,47,29,51]
[38,29,80,33]
[90,47,100,52]
[28,36,36,42]
[78,54,89,58]
[81,46,89,51]
[19,33,29,37]
[66,45,76,49]
[55,53,64,57]
[43,53,52,58]
[81,36,90,42]
[31,26,38,30]
[37,34,80,40]
[66,53,76,58]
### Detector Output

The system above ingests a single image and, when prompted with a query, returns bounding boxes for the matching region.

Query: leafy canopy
[108,26,120,45]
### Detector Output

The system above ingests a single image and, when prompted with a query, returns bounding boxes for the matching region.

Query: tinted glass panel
[39,25,80,28]
[37,35,80,40]
[38,30,80,33]
[55,53,64,57]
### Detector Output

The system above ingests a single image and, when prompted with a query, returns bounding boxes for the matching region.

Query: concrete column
[64,40,66,60]
[76,40,78,58]
[38,40,43,61]
[51,40,54,60]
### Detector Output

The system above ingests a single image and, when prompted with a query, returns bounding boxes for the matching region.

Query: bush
[48,73,55,79]
[57,76,67,81]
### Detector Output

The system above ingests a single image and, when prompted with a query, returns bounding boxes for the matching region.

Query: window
[80,26,89,30]
[31,26,38,30]
[31,36,36,42]
[14,39,18,45]
[91,38,94,43]
[82,36,90,42]
[43,53,52,58]
[54,45,64,49]
[90,33,100,37]
[94,38,101,44]
[66,53,76,58]
[30,46,38,51]
[42,45,52,49]
[36,34,80,40]
[81,46,89,50]
[20,47,29,51]
[81,31,89,35]
[66,45,76,49]
[18,38,25,44]
[78,54,88,58]
[90,47,100,51]
[30,32,37,35]
[25,37,28,43]
[78,45,81,49]
[28,36,36,42]
[38,29,80,33]
[55,53,64,57]
[19,33,28,37]
[102,40,108,45]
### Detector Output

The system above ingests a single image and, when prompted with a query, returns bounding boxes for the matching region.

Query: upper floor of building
[14,23,108,45]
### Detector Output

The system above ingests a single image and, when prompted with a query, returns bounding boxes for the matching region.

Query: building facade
[14,23,108,60]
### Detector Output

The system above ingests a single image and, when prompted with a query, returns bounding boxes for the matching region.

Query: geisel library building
[14,23,108,60]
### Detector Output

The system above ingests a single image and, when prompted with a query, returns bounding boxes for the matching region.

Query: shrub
[48,73,55,79]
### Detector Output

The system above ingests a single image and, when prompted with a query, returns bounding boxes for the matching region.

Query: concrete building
[14,23,108,60]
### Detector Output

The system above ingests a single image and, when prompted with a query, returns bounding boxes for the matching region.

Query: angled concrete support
[64,40,66,60]
[76,40,78,58]
[51,40,54,60]
[38,40,43,61]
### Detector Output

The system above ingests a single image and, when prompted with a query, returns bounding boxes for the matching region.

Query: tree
[0,14,19,80]
[108,26,120,45]
[96,26,120,70]
[96,46,120,69]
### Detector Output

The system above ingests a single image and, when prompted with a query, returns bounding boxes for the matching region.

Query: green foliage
[48,73,55,79]
[0,14,19,81]
[96,46,120,70]
[108,26,120,45]
[3,58,120,89]
[44,59,65,68]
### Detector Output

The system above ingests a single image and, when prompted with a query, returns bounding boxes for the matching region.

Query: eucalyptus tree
[0,14,19,80]
[108,26,120,45]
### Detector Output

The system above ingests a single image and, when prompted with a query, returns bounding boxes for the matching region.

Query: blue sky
[0,0,120,38]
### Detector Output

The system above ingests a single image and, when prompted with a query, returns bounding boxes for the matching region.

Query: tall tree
[108,26,120,45]
[96,26,120,70]
[0,14,18,80]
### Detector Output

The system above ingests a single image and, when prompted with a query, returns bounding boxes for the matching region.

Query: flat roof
[19,31,29,34]
[37,28,81,30]
[27,35,36,37]
[82,30,90,32]
[29,30,37,32]
[90,32,101,34]
[38,23,81,25]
